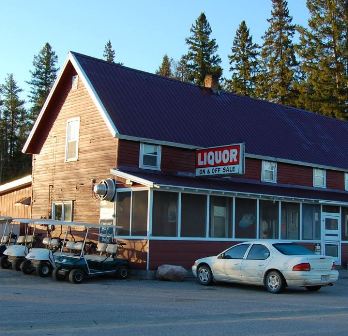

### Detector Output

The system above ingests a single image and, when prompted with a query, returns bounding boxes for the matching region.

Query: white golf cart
[0,216,17,257]
[0,218,37,270]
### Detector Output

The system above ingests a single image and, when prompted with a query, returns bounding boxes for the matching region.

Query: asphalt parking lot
[0,269,348,336]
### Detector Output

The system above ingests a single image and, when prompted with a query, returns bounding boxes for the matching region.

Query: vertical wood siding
[0,185,32,218]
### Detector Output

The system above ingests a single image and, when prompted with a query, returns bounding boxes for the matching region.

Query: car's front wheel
[265,271,285,294]
[197,265,213,285]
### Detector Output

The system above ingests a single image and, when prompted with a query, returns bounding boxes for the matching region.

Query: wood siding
[0,185,32,218]
[278,163,313,187]
[31,70,117,222]
[327,170,344,190]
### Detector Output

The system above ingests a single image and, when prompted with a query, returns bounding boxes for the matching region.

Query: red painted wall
[327,170,344,190]
[278,163,313,187]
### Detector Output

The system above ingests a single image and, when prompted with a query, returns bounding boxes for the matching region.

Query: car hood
[195,256,218,265]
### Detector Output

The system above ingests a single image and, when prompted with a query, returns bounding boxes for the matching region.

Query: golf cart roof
[9,218,108,229]
[0,216,13,223]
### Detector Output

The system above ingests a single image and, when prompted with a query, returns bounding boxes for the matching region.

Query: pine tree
[156,54,173,77]
[185,12,222,86]
[0,74,31,182]
[227,21,260,96]
[173,55,191,82]
[258,0,298,105]
[296,0,348,119]
[103,40,116,63]
[27,43,58,122]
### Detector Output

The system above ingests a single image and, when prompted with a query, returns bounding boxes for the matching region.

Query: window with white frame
[313,168,326,188]
[52,201,73,221]
[345,173,348,191]
[261,161,277,183]
[65,118,80,161]
[139,143,161,170]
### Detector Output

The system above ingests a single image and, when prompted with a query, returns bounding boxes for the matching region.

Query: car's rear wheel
[20,259,33,274]
[68,269,85,284]
[265,271,285,294]
[305,285,321,292]
[0,255,11,269]
[36,261,52,277]
[197,265,213,285]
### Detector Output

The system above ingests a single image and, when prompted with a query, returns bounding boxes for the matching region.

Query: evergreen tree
[173,55,191,82]
[185,12,222,86]
[156,54,173,77]
[227,20,260,96]
[258,0,298,105]
[0,74,31,183]
[296,0,348,119]
[27,43,58,122]
[103,40,116,63]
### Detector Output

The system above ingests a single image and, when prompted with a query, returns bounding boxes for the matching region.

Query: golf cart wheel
[68,269,85,284]
[36,261,52,277]
[20,259,33,274]
[52,268,66,281]
[117,266,129,279]
[12,258,23,271]
[0,255,11,269]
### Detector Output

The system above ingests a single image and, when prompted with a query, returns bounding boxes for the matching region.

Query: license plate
[321,275,329,281]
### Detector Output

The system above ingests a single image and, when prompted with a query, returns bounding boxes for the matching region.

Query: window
[273,243,314,255]
[139,143,161,170]
[313,168,326,188]
[261,161,277,183]
[131,191,148,236]
[181,193,206,237]
[302,204,321,240]
[152,191,178,236]
[65,118,80,161]
[235,198,257,239]
[223,244,250,259]
[116,191,131,235]
[246,244,270,260]
[259,200,279,239]
[52,201,73,221]
[281,202,300,240]
[72,75,78,90]
[341,207,348,241]
[209,196,232,238]
[345,173,348,191]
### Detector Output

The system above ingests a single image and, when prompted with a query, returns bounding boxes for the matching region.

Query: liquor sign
[196,143,245,176]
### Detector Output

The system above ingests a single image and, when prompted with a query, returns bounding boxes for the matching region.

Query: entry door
[321,213,341,265]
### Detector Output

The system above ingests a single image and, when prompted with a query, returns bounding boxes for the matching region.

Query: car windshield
[273,243,315,255]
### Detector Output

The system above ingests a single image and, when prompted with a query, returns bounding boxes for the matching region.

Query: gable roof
[24,51,348,171]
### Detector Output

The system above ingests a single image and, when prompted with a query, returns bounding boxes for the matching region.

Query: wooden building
[23,52,348,270]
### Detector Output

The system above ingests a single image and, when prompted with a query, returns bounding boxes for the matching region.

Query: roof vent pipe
[93,178,116,201]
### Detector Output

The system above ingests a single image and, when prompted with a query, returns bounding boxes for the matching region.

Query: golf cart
[0,217,17,257]
[0,218,37,270]
[53,222,129,284]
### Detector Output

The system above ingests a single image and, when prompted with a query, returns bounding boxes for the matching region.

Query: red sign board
[196,144,245,176]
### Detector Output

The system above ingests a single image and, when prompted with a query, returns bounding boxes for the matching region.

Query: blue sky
[0,0,309,100]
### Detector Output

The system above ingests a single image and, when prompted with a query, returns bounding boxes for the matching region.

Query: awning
[15,196,31,206]
[111,168,348,205]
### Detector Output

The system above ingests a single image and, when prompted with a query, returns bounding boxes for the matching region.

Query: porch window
[181,193,206,237]
[209,196,232,238]
[52,201,73,221]
[139,143,161,170]
[341,207,348,241]
[259,200,279,239]
[345,173,348,191]
[281,202,300,240]
[116,191,131,235]
[261,161,277,183]
[152,191,178,236]
[65,117,80,161]
[302,204,321,240]
[313,168,326,188]
[235,198,257,239]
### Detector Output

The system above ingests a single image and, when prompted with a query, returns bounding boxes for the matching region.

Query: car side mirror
[218,253,224,259]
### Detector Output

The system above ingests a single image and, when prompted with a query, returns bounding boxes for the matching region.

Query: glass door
[321,212,341,265]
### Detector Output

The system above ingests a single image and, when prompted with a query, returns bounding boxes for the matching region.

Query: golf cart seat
[106,244,118,256]
[16,236,26,244]
[25,235,35,244]
[50,238,60,248]
[65,241,75,250]
[97,243,107,254]
[42,237,50,245]
[73,242,83,251]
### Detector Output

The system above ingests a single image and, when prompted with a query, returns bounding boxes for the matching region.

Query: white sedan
[192,241,339,293]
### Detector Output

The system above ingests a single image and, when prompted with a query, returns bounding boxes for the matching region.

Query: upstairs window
[139,143,161,170]
[313,168,326,188]
[65,117,80,161]
[261,161,277,183]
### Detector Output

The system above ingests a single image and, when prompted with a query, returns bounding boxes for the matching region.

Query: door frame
[321,211,341,265]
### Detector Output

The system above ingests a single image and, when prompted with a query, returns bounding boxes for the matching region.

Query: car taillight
[292,263,311,271]
[331,262,336,270]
